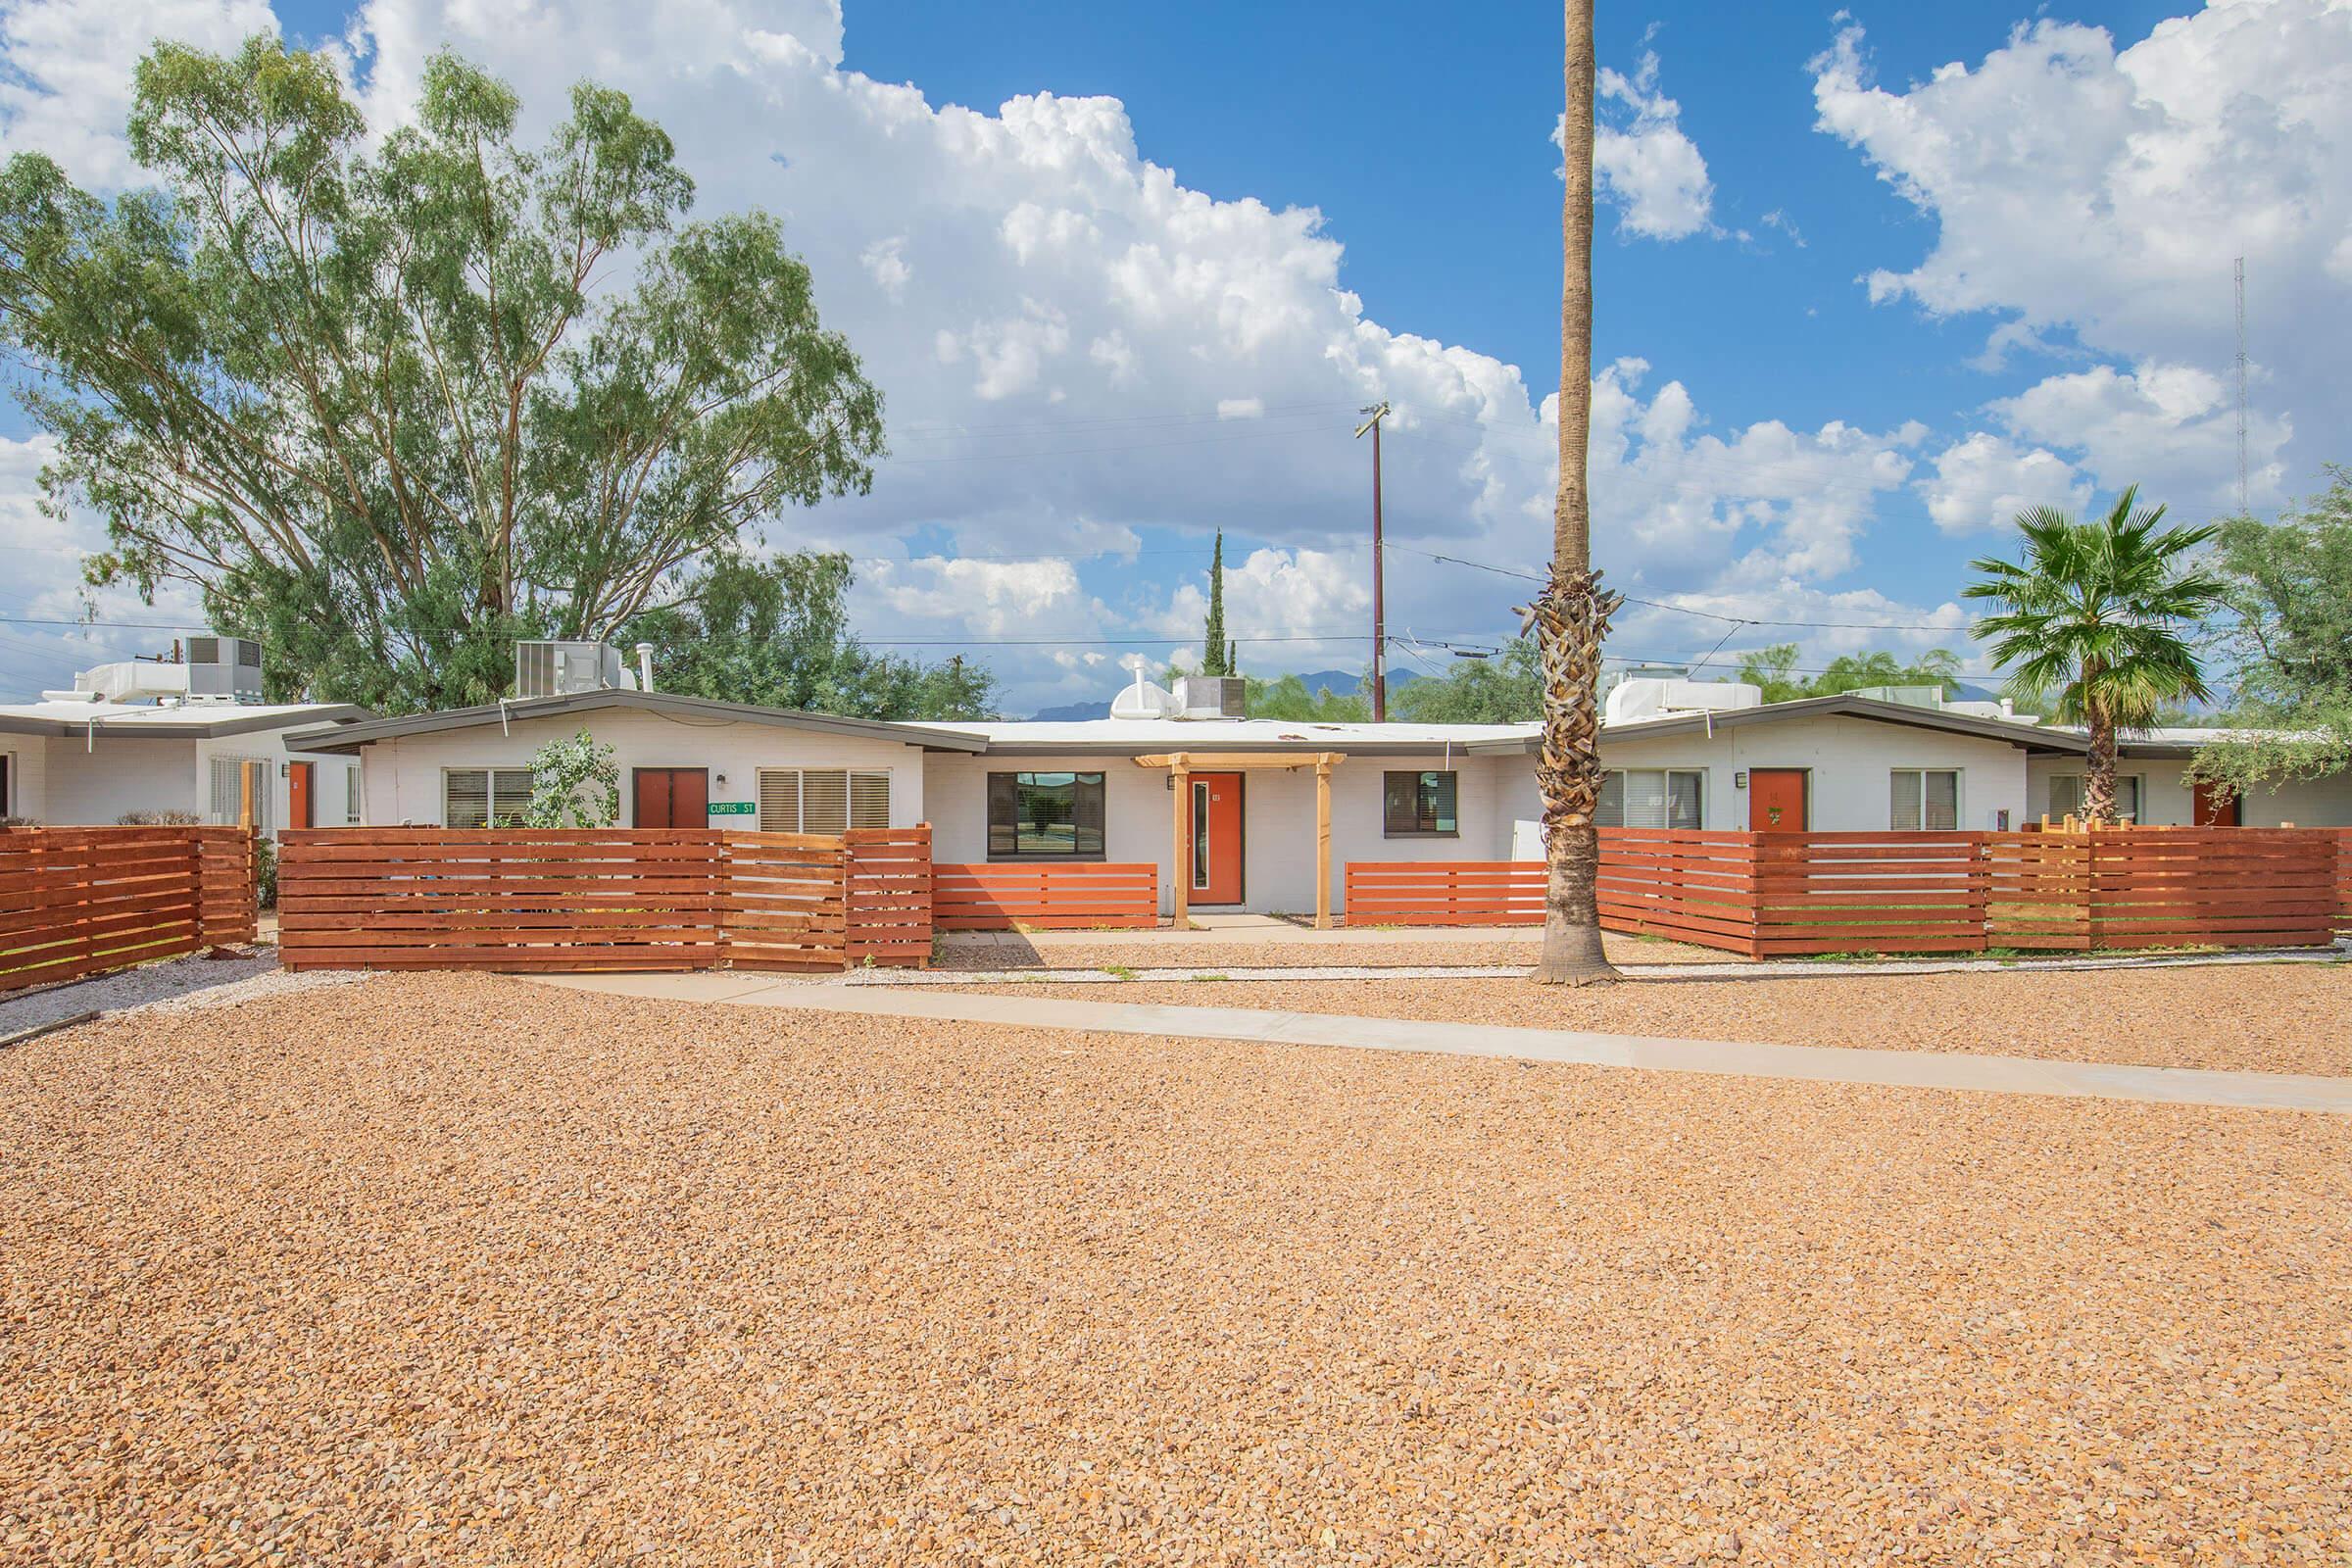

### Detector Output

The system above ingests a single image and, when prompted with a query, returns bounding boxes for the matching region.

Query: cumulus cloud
[1556,49,1721,242]
[865,557,1083,637]
[1915,432,2092,535]
[1988,361,2289,514]
[1810,3,2352,505]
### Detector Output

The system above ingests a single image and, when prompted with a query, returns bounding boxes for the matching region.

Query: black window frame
[1382,769,1460,838]
[987,770,1108,860]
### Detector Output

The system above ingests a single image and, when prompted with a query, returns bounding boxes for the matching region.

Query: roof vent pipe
[635,643,656,695]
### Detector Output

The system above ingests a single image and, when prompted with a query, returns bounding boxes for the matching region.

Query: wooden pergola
[1132,751,1346,928]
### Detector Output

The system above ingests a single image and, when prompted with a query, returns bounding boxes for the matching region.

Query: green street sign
[707,801,757,815]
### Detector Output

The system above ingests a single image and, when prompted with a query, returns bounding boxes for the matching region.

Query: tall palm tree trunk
[2082,681,2118,825]
[1534,0,1623,986]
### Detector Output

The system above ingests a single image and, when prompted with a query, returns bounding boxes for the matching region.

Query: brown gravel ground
[5,971,2350,1567]
[956,960,2352,1077]
[933,931,1722,971]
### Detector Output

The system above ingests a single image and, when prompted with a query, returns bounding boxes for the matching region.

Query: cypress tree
[1202,532,1231,675]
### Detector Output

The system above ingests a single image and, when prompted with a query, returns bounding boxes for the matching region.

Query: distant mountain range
[1028,668,1416,721]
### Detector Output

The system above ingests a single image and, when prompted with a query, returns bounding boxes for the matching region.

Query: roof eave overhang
[1,704,371,741]
[280,689,988,755]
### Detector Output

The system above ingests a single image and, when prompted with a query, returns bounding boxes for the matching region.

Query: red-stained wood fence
[844,827,934,966]
[2328,828,2352,943]
[932,862,1159,930]
[2,825,257,993]
[278,825,937,973]
[1343,860,1546,926]
[1348,826,2350,958]
[720,831,847,971]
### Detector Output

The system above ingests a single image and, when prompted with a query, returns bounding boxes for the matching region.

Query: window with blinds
[1595,768,1704,830]
[1889,769,1961,831]
[345,764,363,824]
[208,757,274,833]
[757,769,889,833]
[443,768,535,828]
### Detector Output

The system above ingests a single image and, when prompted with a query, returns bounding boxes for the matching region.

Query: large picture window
[988,771,1105,858]
[1383,770,1458,836]
[1890,768,1961,831]
[2047,773,2142,823]
[758,769,892,834]
[443,767,534,828]
[1596,768,1704,830]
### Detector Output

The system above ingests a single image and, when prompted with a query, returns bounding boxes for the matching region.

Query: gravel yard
[956,960,2352,1077]
[5,970,2348,1566]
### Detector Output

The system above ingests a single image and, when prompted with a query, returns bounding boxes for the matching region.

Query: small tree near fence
[521,731,619,828]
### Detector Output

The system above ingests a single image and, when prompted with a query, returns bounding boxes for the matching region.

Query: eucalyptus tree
[1965,489,2226,823]
[0,37,882,711]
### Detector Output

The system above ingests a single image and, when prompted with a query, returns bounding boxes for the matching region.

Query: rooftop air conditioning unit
[1173,675,1246,719]
[181,635,264,703]
[513,640,632,699]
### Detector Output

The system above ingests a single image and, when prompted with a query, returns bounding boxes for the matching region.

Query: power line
[1377,543,1972,634]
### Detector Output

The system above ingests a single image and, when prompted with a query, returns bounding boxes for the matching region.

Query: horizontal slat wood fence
[720,831,846,971]
[844,827,933,967]
[1594,830,1757,950]
[279,826,939,973]
[1344,860,1545,926]
[1350,826,2351,958]
[279,829,728,971]
[3,825,257,992]
[932,862,1159,929]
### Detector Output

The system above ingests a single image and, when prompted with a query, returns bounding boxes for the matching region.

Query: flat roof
[280,688,992,756]
[938,718,1536,757]
[1455,694,2095,756]
[0,701,370,741]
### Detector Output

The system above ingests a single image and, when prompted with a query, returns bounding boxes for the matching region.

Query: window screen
[1382,770,1458,836]
[987,772,1105,858]
[208,757,274,833]
[444,768,533,828]
[756,769,890,833]
[1890,769,1961,831]
[1595,769,1703,829]
[345,764,362,824]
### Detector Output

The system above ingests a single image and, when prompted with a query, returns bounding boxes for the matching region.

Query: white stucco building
[276,665,2352,919]
[1,637,368,835]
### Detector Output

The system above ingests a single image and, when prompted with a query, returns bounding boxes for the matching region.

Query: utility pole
[1354,401,1392,720]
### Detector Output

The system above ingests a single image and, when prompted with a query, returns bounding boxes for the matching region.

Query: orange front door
[287,761,313,829]
[2191,779,2240,827]
[1189,771,1245,905]
[1748,768,1808,831]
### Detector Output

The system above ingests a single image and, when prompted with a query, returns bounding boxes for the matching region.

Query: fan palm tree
[1965,488,2227,823]
[1532,0,1623,985]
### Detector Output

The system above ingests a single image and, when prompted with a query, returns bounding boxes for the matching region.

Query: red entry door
[286,761,313,829]
[632,767,710,828]
[1748,769,1808,831]
[1189,771,1245,905]
[2191,779,2240,827]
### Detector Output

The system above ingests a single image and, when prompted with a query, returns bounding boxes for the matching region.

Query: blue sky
[2,0,2345,710]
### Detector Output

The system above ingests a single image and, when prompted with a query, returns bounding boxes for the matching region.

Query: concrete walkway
[527,971,2352,1114]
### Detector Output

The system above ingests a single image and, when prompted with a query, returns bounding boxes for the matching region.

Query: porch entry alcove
[1133,751,1346,928]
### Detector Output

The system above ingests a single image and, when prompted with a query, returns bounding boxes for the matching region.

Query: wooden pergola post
[1133,751,1346,930]
[1168,752,1190,928]
[1314,753,1335,930]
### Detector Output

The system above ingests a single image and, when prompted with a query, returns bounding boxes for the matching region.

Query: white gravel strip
[849,947,2348,986]
[0,949,370,1040]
